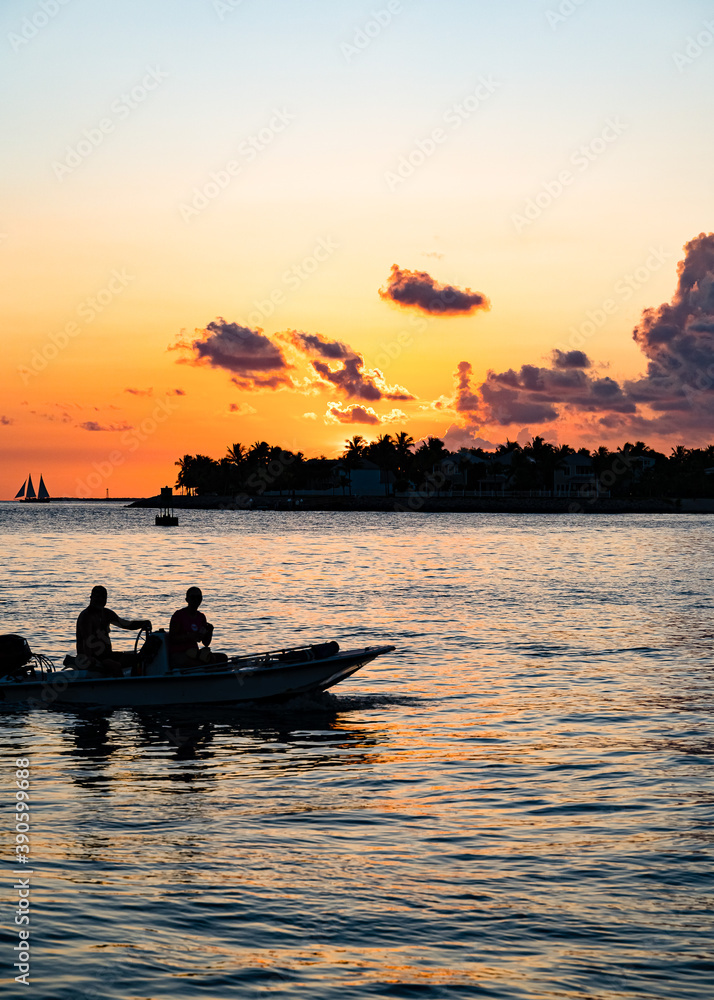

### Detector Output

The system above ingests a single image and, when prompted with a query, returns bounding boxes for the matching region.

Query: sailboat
[15,474,51,503]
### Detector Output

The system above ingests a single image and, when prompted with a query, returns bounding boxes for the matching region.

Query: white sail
[15,480,26,499]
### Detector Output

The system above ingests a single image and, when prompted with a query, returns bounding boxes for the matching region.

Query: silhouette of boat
[0,630,396,709]
[15,474,51,503]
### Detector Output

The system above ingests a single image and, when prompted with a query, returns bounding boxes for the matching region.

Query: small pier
[155,487,179,526]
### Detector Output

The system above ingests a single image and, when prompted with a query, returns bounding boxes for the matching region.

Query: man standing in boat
[168,587,222,668]
[76,585,152,677]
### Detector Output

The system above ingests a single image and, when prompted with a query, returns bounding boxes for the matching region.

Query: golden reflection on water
[3,508,714,998]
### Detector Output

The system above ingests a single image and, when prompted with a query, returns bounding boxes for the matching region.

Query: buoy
[155,486,179,526]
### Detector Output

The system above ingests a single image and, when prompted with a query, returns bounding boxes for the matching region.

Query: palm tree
[415,436,448,475]
[344,435,366,460]
[175,454,218,495]
[342,436,366,495]
[174,454,194,494]
[367,434,396,495]
[226,442,246,465]
[248,441,271,469]
[393,431,415,481]
[523,436,565,492]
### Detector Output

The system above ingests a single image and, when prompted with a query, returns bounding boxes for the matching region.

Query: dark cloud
[481,364,635,425]
[552,349,591,369]
[174,319,293,391]
[289,329,416,402]
[287,330,352,360]
[79,421,133,432]
[125,387,153,396]
[445,233,714,442]
[622,231,714,430]
[312,355,415,402]
[168,389,186,396]
[1,415,13,425]
[172,319,418,402]
[446,358,634,432]
[379,264,490,316]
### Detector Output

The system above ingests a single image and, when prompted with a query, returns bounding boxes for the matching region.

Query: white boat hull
[0,646,394,709]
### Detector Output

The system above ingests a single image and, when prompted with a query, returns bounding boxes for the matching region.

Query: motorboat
[0,630,395,710]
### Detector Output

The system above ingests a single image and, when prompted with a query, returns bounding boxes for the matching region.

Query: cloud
[443,233,714,444]
[303,412,317,420]
[228,402,257,415]
[173,319,293,390]
[289,329,417,402]
[622,231,714,430]
[552,349,591,369]
[287,330,352,360]
[31,408,73,424]
[443,425,498,452]
[125,387,183,399]
[325,402,407,425]
[173,320,418,406]
[379,264,490,316]
[480,364,636,425]
[1,415,13,425]
[79,421,133,432]
[312,355,416,402]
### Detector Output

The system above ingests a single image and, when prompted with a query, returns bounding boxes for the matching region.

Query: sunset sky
[2,0,713,497]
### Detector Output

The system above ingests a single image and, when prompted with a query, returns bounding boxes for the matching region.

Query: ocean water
[1,503,714,999]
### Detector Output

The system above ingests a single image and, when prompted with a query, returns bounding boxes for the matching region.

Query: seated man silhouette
[76,586,152,677]
[168,587,226,669]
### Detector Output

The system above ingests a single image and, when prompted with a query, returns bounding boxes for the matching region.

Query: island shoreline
[126,495,714,514]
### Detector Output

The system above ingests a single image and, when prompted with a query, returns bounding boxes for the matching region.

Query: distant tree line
[173,435,714,498]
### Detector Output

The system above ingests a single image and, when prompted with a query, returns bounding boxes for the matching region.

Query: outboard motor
[0,634,34,679]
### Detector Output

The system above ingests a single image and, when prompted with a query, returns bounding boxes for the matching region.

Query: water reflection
[4,510,714,1000]
[16,696,397,789]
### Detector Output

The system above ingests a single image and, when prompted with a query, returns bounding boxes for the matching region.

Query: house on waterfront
[554,454,604,498]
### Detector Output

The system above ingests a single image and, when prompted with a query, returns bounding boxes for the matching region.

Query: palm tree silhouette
[394,431,415,481]
[342,435,366,495]
[370,434,396,495]
[226,442,246,465]
[248,441,271,469]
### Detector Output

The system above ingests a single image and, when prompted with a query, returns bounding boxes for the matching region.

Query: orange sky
[2,0,713,497]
